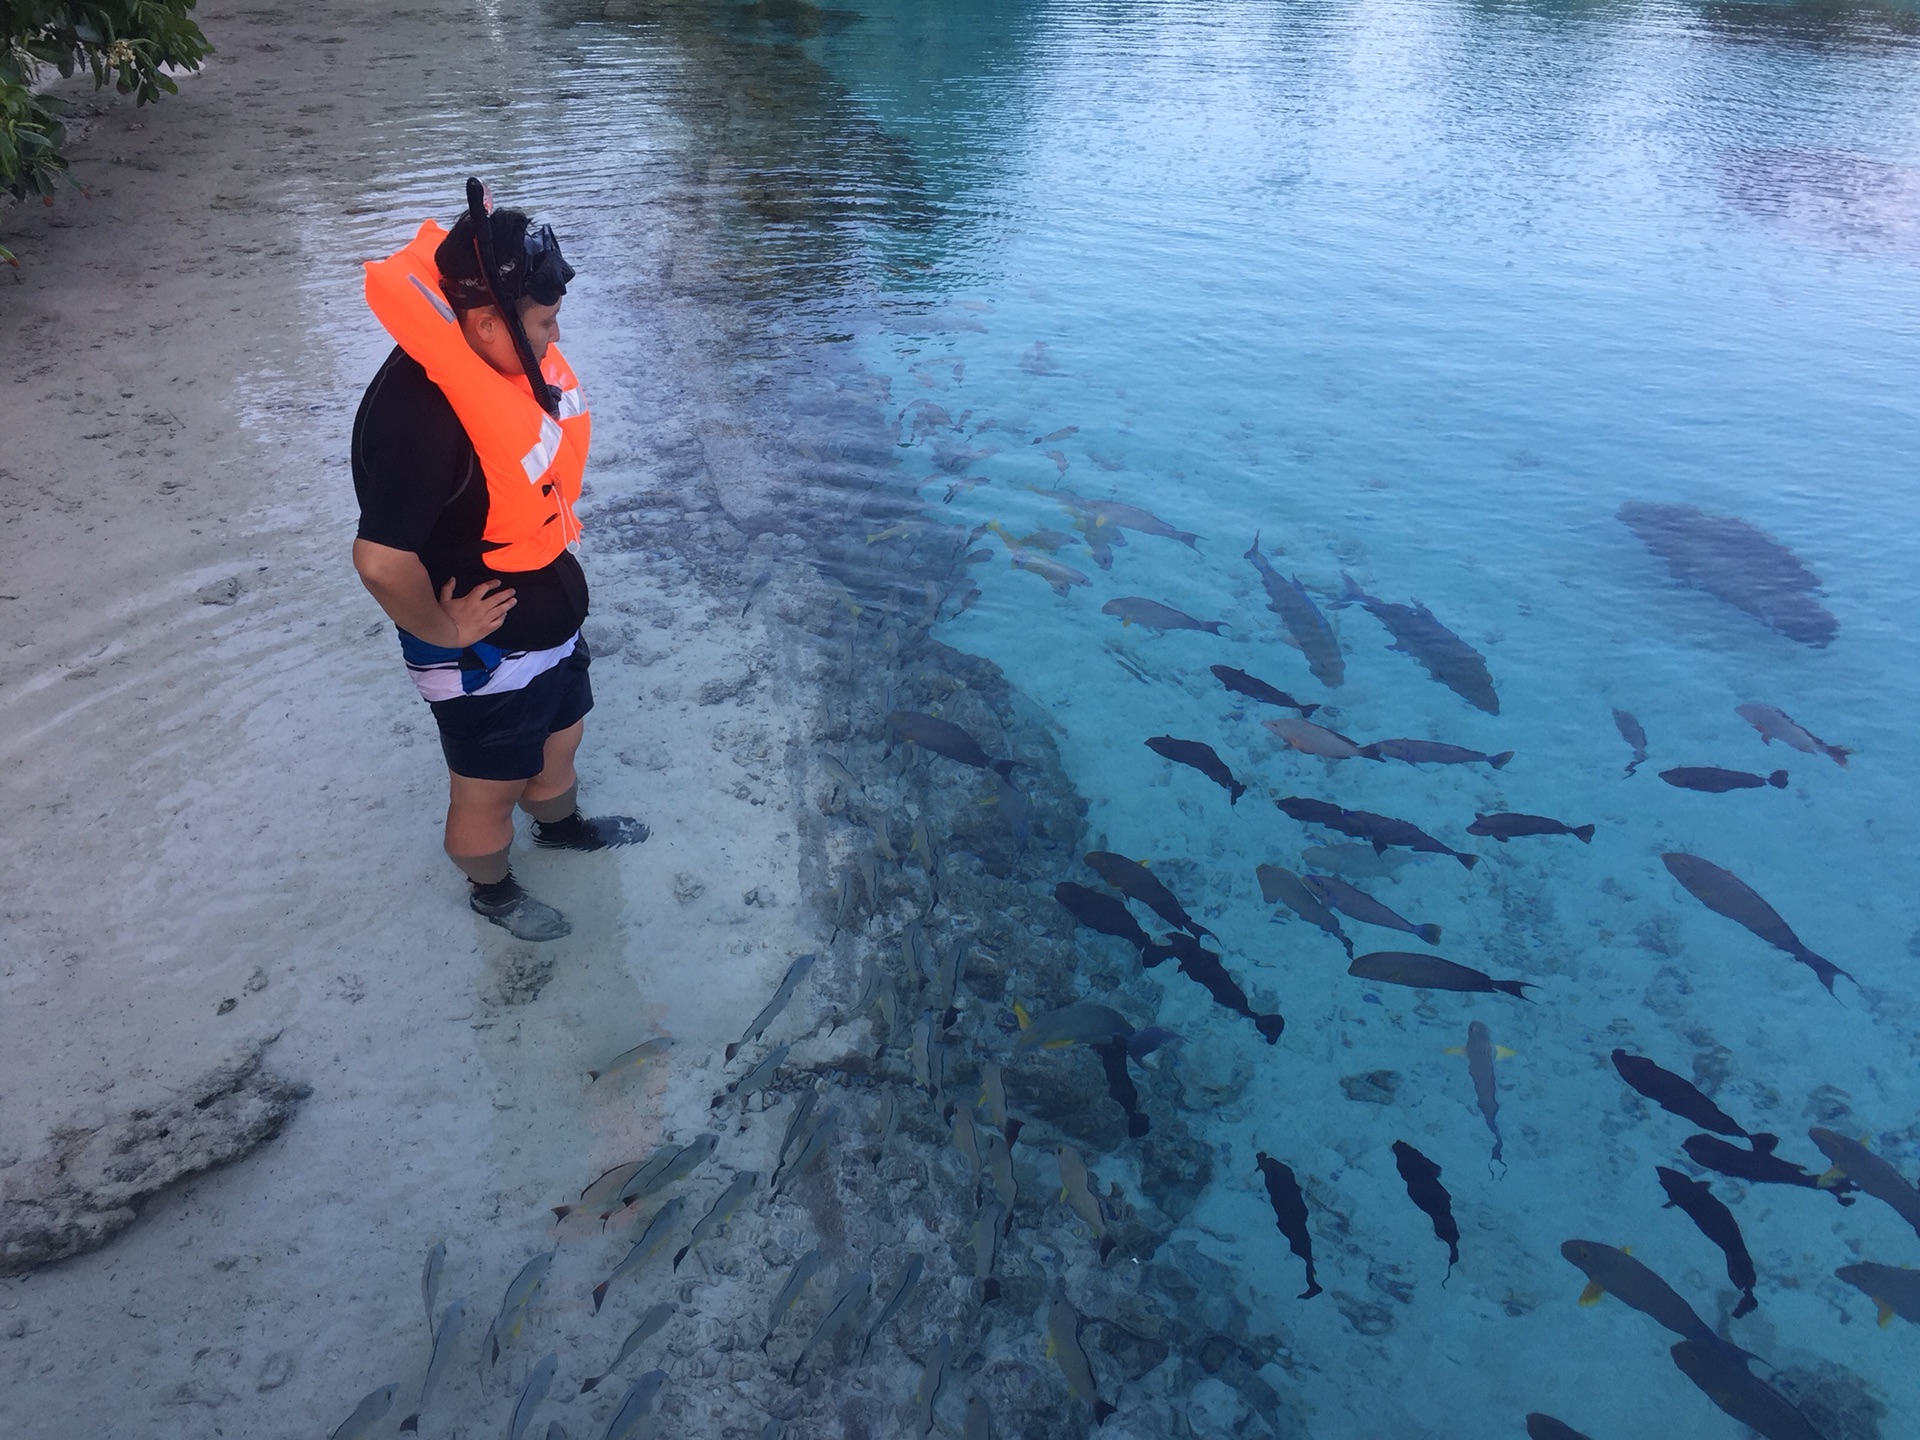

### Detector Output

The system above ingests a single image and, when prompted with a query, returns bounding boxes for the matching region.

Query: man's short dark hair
[436,208,534,313]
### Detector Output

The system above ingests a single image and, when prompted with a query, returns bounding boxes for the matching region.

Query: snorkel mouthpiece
[465,176,561,415]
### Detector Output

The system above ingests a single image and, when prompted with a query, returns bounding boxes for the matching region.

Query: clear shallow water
[773,0,1920,1433]
[296,0,1920,1432]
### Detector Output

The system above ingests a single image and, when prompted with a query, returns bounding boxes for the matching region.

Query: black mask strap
[466,177,559,416]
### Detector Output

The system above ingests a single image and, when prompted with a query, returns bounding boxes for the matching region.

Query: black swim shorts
[429,638,594,781]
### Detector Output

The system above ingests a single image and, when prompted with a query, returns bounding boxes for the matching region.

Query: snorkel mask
[460,177,574,414]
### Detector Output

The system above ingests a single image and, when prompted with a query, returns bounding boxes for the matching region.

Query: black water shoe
[532,813,650,851]
[470,876,572,941]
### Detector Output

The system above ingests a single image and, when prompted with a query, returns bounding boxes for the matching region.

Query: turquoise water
[773,0,1920,1433]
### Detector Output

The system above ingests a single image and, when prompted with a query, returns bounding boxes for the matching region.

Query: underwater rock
[1185,1376,1254,1435]
[1175,1043,1253,1111]
[491,950,556,1007]
[1339,1070,1402,1105]
[1,1040,308,1276]
[1333,1291,1395,1337]
[1619,501,1838,646]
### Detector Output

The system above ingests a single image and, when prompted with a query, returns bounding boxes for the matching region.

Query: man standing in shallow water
[351,180,646,941]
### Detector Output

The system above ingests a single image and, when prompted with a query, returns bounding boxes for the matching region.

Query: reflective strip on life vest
[556,384,586,420]
[521,415,565,485]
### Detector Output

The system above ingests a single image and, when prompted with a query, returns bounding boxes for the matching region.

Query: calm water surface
[338,0,1920,1433]
[780,0,1920,1434]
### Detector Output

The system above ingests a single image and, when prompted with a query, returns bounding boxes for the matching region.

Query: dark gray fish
[1619,501,1837,647]
[1274,796,1480,869]
[624,1132,719,1205]
[508,1352,556,1440]
[985,1131,1019,1215]
[1091,1036,1151,1139]
[1244,534,1344,687]
[1156,932,1285,1043]
[913,1337,952,1440]
[1350,951,1535,1000]
[948,1101,984,1191]
[1662,852,1851,994]
[1340,573,1497,714]
[972,1203,1006,1301]
[775,1087,820,1175]
[399,1300,466,1432]
[1053,880,1169,958]
[420,1240,446,1330]
[992,772,1030,850]
[1210,664,1319,716]
[1458,1021,1504,1165]
[773,1109,839,1195]
[1614,708,1649,777]
[1660,765,1788,792]
[486,1250,554,1365]
[593,1197,688,1312]
[1467,812,1594,843]
[1032,425,1079,444]
[1835,1262,1920,1327]
[1393,1141,1460,1277]
[1807,1129,1920,1237]
[599,1370,667,1440]
[1527,1417,1595,1440]
[1361,737,1513,769]
[1303,873,1441,945]
[888,710,1016,779]
[965,1397,994,1440]
[1682,1133,1855,1205]
[614,1142,686,1211]
[579,1302,673,1394]
[1146,735,1246,804]
[1257,863,1353,955]
[1669,1341,1827,1440]
[741,563,774,617]
[861,1254,925,1360]
[1101,596,1225,634]
[727,953,817,1061]
[1560,1239,1725,1347]
[791,1271,872,1380]
[762,1249,822,1351]
[1610,1050,1761,1143]
[1254,1152,1322,1299]
[1657,1167,1758,1318]
[328,1384,397,1440]
[714,1044,788,1110]
[1085,850,1214,938]
[674,1171,759,1270]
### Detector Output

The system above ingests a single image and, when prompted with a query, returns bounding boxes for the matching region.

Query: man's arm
[352,539,516,649]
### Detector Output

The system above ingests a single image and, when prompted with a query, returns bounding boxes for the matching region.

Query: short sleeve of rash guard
[351,350,473,555]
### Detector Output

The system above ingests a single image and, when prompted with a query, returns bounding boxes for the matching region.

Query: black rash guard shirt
[351,346,588,653]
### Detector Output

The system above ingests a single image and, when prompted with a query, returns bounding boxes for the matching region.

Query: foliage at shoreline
[2,0,211,263]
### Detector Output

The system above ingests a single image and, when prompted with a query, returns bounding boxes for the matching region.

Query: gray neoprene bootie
[469,876,571,941]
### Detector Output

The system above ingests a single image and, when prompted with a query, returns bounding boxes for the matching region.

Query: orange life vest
[363,219,589,573]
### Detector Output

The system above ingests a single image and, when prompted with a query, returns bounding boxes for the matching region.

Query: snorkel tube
[465,176,560,416]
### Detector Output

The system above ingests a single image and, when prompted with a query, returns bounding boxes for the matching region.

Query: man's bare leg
[519,720,650,850]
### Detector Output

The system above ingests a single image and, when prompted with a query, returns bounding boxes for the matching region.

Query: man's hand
[353,539,515,649]
[439,576,516,648]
